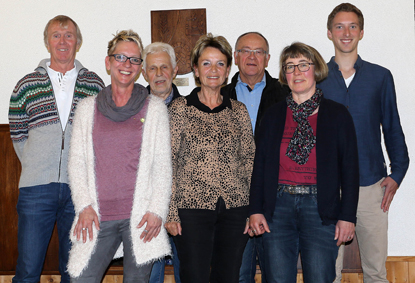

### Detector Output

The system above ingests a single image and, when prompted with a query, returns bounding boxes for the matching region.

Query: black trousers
[174,197,249,283]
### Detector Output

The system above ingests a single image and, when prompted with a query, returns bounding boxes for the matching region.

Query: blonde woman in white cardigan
[67,30,172,283]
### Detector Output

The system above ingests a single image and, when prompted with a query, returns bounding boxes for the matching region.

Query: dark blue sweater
[318,56,409,186]
[249,97,359,225]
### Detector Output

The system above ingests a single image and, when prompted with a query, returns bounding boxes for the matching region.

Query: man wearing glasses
[221,32,290,283]
[8,15,104,283]
[318,3,409,283]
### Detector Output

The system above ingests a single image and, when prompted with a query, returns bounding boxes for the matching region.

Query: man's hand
[137,212,162,243]
[165,222,182,236]
[74,206,100,243]
[244,214,270,237]
[381,176,398,212]
[335,220,355,246]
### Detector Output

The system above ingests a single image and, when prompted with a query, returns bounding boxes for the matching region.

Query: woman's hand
[137,212,162,243]
[74,205,100,243]
[243,214,270,237]
[165,222,182,236]
[335,220,355,246]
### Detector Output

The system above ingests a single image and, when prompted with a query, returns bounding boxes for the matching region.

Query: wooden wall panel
[0,124,60,274]
[0,125,20,272]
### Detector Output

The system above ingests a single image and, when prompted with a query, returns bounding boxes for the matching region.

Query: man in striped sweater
[8,15,104,283]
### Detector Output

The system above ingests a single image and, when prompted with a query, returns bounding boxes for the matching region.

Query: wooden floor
[0,256,414,283]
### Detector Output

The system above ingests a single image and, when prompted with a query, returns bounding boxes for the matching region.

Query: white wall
[1,0,414,255]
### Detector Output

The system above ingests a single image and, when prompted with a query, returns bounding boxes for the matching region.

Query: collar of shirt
[46,62,78,89]
[328,55,363,73]
[46,62,78,129]
[186,87,232,113]
[235,73,266,131]
[164,88,174,105]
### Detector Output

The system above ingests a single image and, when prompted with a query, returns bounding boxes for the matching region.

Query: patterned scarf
[286,88,323,165]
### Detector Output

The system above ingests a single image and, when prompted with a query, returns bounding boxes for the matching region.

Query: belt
[278,184,317,195]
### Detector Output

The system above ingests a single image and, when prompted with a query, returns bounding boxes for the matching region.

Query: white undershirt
[46,63,77,130]
[344,72,355,88]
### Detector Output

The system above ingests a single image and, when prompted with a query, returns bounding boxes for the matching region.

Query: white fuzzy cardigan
[67,94,172,277]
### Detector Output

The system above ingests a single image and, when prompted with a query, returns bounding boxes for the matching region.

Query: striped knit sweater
[9,59,105,188]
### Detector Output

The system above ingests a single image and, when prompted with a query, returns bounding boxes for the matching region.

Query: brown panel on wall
[0,124,59,275]
[0,124,20,273]
[343,237,362,273]
[151,9,206,75]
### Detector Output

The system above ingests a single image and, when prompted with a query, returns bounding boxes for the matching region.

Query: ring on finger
[144,230,149,233]
[82,228,87,231]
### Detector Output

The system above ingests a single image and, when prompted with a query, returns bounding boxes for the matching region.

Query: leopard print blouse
[167,95,255,223]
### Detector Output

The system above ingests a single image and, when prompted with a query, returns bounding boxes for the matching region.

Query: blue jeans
[263,191,338,283]
[149,236,181,283]
[13,183,75,283]
[239,236,266,283]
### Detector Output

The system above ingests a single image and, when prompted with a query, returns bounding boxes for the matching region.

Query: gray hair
[235,32,269,53]
[143,42,177,70]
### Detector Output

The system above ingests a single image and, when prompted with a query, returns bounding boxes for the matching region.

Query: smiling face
[105,41,142,88]
[328,11,364,55]
[142,51,178,100]
[47,20,79,73]
[194,47,230,91]
[234,33,270,84]
[285,55,316,103]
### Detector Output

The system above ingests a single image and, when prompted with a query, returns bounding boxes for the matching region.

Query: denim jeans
[149,236,181,283]
[263,191,338,283]
[239,236,266,283]
[174,197,249,283]
[13,183,75,283]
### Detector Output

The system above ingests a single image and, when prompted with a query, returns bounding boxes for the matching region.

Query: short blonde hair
[279,42,328,85]
[190,33,232,85]
[107,30,143,56]
[44,15,82,47]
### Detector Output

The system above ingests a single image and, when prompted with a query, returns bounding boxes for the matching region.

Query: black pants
[174,197,249,283]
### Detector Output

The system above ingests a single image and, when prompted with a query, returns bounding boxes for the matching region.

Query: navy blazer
[249,97,360,225]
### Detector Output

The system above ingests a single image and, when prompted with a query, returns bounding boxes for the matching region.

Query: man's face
[234,33,270,83]
[47,20,79,71]
[327,12,364,55]
[142,52,178,99]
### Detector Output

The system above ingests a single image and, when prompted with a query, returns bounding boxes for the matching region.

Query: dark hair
[327,3,364,31]
[191,33,232,85]
[279,42,328,85]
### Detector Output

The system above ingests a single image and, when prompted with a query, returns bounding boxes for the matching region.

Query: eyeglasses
[110,54,143,65]
[283,63,314,74]
[236,48,267,57]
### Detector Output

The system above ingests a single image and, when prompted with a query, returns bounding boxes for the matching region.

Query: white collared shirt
[47,62,78,130]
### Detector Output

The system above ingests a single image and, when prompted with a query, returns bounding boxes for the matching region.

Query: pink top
[93,99,149,221]
[279,108,318,185]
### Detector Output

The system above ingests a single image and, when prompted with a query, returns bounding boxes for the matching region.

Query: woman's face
[285,55,316,100]
[105,41,142,88]
[194,47,230,90]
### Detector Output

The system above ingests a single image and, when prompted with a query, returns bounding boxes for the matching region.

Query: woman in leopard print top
[165,33,255,283]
